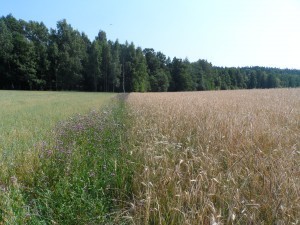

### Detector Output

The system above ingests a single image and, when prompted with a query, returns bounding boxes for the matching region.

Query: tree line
[1,14,300,92]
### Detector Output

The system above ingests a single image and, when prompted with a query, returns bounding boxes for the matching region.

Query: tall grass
[1,89,299,224]
[0,91,137,224]
[0,91,115,182]
[126,89,300,224]
[23,98,132,224]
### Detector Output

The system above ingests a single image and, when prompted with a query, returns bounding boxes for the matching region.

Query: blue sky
[1,0,300,69]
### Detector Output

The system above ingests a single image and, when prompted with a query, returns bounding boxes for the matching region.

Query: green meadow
[0,90,115,180]
[0,91,129,224]
[0,90,115,157]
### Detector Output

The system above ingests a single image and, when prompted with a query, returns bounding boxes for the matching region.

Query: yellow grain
[126,89,300,224]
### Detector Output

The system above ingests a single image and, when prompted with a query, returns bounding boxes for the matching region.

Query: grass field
[0,91,115,172]
[0,89,299,224]
[126,89,300,224]
[0,91,115,155]
[0,91,120,223]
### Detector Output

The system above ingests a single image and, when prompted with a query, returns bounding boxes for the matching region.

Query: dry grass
[125,89,300,224]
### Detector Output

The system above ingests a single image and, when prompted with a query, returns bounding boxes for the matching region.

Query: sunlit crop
[126,89,300,224]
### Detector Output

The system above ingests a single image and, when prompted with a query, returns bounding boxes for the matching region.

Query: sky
[1,0,300,69]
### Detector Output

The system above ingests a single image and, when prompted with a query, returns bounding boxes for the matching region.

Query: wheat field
[126,89,300,224]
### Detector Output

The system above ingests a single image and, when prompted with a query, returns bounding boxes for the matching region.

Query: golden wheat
[126,89,300,224]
